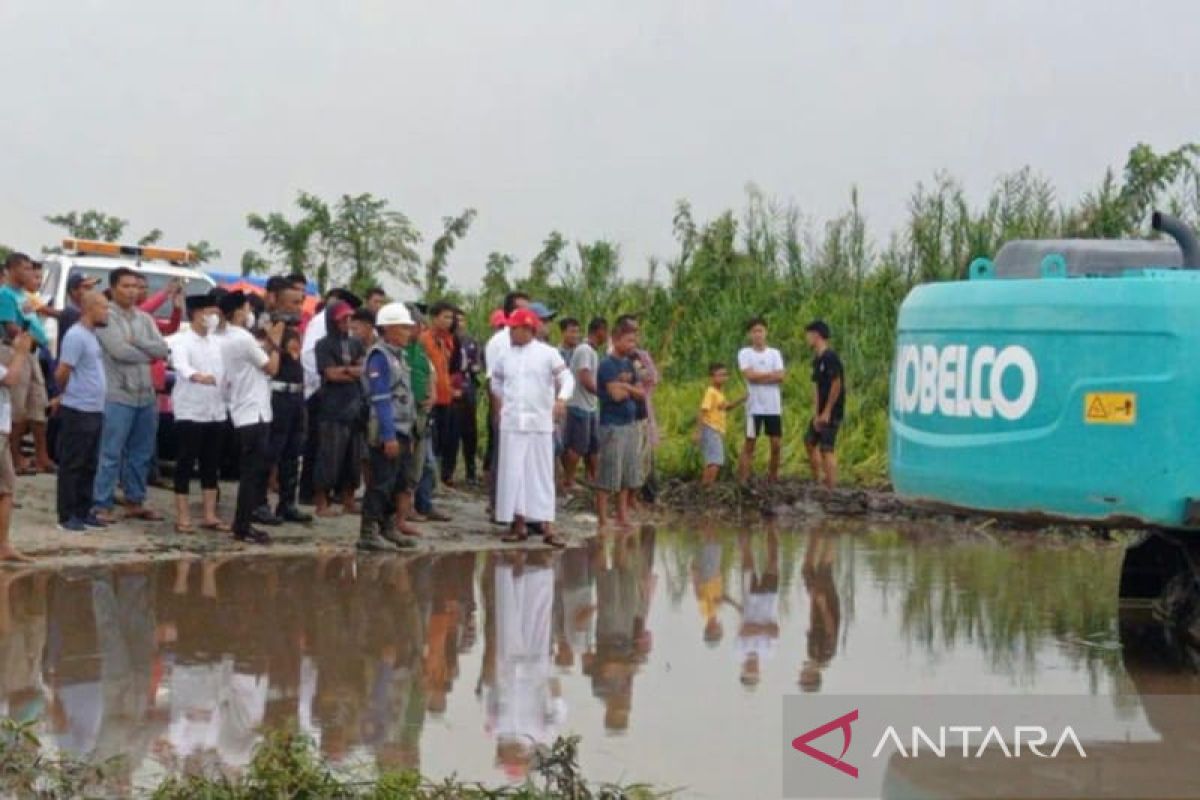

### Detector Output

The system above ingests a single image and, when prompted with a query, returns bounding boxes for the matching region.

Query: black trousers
[268,393,305,512]
[362,441,411,526]
[173,420,223,495]
[234,423,271,535]
[455,396,479,480]
[298,395,321,504]
[56,407,103,524]
[433,404,460,483]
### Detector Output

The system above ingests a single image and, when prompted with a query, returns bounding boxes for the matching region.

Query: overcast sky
[2,1,1197,288]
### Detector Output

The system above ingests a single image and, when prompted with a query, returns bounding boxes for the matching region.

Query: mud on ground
[652,477,1123,540]
[8,474,599,569]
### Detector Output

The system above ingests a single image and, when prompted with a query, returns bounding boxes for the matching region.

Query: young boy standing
[804,320,845,489]
[696,363,745,484]
[737,317,785,483]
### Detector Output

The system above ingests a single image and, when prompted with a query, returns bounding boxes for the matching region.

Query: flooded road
[1,519,1196,798]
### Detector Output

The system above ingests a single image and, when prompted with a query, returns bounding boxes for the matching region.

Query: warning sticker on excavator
[1084,392,1136,425]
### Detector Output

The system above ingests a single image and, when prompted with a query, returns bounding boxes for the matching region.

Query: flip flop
[501,532,529,544]
[201,521,231,532]
[542,534,568,549]
[175,523,196,534]
[126,508,165,522]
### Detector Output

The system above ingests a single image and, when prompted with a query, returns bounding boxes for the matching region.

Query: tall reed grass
[457,144,1200,485]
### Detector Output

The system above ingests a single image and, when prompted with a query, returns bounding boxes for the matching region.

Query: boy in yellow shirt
[696,363,745,484]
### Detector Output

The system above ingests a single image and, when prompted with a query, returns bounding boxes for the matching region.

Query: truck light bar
[62,238,195,264]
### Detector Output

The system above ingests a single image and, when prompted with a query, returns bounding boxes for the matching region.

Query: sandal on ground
[542,533,568,549]
[501,531,529,544]
[126,508,165,521]
[175,522,196,534]
[201,521,231,532]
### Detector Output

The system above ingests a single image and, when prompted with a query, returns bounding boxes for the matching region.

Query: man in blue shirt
[594,320,645,528]
[53,291,110,532]
[0,253,53,474]
[360,302,421,551]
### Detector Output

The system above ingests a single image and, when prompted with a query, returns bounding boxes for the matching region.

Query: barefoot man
[0,330,34,561]
[491,308,574,548]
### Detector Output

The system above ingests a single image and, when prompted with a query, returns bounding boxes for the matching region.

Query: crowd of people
[0,251,847,563]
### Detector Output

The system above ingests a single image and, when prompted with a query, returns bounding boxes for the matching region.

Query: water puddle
[1,519,1196,797]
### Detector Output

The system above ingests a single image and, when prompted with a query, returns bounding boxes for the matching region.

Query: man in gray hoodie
[92,268,169,522]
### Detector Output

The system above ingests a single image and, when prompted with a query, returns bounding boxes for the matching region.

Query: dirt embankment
[652,478,1120,539]
[9,474,598,570]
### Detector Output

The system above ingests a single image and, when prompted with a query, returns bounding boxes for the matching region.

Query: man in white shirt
[217,291,284,545]
[737,317,785,482]
[490,308,574,547]
[484,291,531,516]
[170,294,228,533]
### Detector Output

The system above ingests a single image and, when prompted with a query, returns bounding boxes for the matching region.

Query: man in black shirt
[803,320,845,489]
[265,322,312,524]
[313,300,367,516]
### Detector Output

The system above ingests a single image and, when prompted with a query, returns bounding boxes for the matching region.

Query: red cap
[489,309,508,329]
[330,301,353,322]
[506,308,539,330]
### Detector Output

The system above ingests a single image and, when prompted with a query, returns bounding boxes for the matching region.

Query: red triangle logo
[791,709,859,778]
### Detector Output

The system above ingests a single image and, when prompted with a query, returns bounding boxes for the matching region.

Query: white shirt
[738,346,785,416]
[170,328,227,423]
[485,327,511,382]
[219,326,273,427]
[301,312,327,400]
[491,340,574,433]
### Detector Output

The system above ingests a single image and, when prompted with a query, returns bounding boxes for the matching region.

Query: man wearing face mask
[169,295,228,533]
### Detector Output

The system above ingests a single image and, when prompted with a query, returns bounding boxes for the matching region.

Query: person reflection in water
[799,531,840,692]
[692,520,726,648]
[733,527,780,689]
[584,525,657,733]
[555,540,598,671]
[486,551,566,781]
[0,570,48,728]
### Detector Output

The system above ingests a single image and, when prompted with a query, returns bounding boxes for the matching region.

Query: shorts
[746,414,781,440]
[700,425,725,467]
[563,409,598,457]
[0,435,12,495]
[804,419,840,452]
[597,423,642,492]
[0,346,46,425]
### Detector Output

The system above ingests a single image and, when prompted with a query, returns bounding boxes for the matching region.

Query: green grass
[0,720,664,799]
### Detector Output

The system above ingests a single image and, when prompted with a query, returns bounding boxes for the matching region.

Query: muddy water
[0,519,1196,798]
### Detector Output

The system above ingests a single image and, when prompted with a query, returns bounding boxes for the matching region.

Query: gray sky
[2,1,1197,288]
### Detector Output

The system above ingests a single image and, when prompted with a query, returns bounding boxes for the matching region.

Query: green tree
[247,191,334,283]
[330,193,422,295]
[524,231,568,293]
[184,240,222,265]
[483,251,515,301]
[240,249,271,276]
[425,208,477,298]
[44,210,128,242]
[138,228,163,247]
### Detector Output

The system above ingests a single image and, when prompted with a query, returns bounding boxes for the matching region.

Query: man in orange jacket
[421,301,461,486]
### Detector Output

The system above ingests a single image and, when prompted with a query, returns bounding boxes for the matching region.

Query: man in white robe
[491,308,574,546]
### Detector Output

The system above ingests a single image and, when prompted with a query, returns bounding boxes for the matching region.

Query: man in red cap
[489,307,574,547]
[312,299,367,517]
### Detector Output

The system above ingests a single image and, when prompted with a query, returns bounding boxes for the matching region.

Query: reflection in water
[0,522,1194,796]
